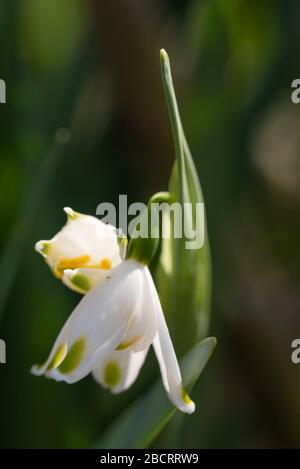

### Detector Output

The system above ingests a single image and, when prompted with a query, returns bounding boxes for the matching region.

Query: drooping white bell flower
[32,209,195,414]
[35,207,124,294]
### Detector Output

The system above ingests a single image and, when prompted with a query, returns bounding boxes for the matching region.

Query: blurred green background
[1,0,300,448]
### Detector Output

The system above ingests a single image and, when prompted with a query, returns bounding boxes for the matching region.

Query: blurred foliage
[1,0,300,449]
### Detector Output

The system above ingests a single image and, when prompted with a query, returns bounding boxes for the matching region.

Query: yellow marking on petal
[99,258,112,270]
[181,387,193,406]
[55,255,90,278]
[80,258,112,271]
[104,361,121,388]
[47,343,68,371]
[58,337,85,374]
[116,336,140,351]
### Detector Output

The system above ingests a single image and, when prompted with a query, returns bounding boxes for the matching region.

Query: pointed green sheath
[156,50,212,355]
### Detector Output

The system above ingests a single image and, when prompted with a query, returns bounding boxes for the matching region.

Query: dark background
[0,0,300,448]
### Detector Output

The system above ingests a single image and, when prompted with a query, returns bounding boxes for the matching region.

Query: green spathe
[156,49,212,352]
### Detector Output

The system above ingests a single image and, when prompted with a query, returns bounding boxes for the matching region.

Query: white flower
[32,210,195,414]
[35,207,123,294]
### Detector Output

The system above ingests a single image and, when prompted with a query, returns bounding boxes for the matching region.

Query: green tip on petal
[35,241,50,256]
[104,361,121,388]
[181,387,193,406]
[47,343,68,371]
[71,274,91,293]
[58,337,86,374]
[64,207,80,221]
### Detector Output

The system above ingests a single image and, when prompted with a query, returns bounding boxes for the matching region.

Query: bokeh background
[1,0,300,448]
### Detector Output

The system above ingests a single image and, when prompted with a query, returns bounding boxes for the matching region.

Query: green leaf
[95,336,216,449]
[155,50,212,355]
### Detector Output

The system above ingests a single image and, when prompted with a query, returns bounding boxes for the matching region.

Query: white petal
[146,269,195,414]
[62,267,112,294]
[115,265,157,353]
[31,260,144,383]
[92,347,149,394]
[35,207,122,282]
